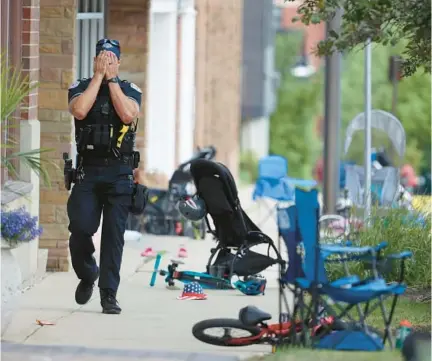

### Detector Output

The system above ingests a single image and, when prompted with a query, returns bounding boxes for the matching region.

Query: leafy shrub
[1,52,54,186]
[326,207,431,290]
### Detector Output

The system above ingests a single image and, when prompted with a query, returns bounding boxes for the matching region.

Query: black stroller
[189,159,285,284]
[127,146,217,237]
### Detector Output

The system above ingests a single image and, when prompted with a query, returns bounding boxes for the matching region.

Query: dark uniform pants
[67,164,133,292]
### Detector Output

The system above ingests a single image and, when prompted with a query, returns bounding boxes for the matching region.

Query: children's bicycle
[192,305,339,348]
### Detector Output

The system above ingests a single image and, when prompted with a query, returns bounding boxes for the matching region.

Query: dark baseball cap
[96,39,121,59]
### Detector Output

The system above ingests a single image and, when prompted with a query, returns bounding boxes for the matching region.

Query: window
[1,0,23,184]
[76,0,105,79]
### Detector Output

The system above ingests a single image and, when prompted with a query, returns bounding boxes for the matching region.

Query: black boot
[100,288,122,314]
[75,267,99,305]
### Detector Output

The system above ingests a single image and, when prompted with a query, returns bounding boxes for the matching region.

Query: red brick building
[274,0,326,70]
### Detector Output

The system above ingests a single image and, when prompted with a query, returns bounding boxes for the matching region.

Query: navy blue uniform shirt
[68,78,142,108]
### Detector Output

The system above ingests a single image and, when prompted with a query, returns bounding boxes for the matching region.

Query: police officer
[67,39,141,314]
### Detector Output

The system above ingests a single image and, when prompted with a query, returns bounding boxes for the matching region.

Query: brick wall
[38,0,76,272]
[280,5,325,69]
[21,0,40,124]
[194,0,244,180]
[107,0,150,173]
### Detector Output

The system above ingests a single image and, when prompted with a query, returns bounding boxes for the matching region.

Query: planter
[1,241,22,336]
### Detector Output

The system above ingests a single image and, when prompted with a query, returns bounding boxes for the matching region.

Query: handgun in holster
[63,152,76,191]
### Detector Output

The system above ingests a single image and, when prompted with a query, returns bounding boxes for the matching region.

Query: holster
[130,183,149,215]
[63,153,76,191]
[132,151,140,169]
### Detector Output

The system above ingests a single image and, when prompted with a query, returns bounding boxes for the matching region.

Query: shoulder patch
[130,82,142,93]
[68,80,81,90]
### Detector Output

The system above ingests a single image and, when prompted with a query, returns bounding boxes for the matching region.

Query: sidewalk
[1,185,291,361]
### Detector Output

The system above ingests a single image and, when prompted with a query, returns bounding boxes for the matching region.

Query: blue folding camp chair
[252,156,294,225]
[278,187,412,351]
[252,155,317,226]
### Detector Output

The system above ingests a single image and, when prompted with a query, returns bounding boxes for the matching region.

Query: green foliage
[285,0,431,76]
[270,33,322,179]
[271,35,431,173]
[327,207,431,290]
[340,44,431,171]
[1,53,54,186]
[239,150,259,183]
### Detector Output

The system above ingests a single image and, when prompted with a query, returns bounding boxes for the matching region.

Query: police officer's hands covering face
[94,51,109,78]
[105,52,119,80]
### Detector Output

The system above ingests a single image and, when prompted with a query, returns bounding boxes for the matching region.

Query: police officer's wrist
[94,73,104,82]
[107,77,119,84]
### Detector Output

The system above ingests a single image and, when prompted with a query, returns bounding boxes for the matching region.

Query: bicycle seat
[239,305,272,326]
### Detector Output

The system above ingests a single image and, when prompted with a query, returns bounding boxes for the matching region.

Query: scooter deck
[174,271,234,290]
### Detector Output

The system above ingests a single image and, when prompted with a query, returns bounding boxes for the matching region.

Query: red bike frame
[226,316,335,346]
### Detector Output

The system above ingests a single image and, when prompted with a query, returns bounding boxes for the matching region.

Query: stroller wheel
[192,318,261,347]
[145,218,174,235]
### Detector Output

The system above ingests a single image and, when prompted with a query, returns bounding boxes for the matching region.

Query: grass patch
[364,297,430,332]
[250,349,403,361]
[251,298,430,361]
[300,296,430,332]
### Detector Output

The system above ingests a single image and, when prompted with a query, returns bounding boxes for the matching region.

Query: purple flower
[0,207,43,247]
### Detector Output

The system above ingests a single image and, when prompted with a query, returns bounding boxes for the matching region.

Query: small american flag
[177,282,208,300]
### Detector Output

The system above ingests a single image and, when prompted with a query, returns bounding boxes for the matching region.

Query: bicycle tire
[192,318,262,347]
[145,217,174,235]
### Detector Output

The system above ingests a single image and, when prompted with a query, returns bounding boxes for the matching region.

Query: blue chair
[278,187,412,351]
[252,156,295,226]
[253,155,294,202]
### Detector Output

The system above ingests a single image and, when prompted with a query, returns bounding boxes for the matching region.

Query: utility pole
[323,8,343,214]
[389,55,402,115]
[364,38,372,221]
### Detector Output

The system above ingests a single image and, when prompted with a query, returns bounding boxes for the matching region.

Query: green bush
[326,207,431,290]
[270,33,322,179]
[239,150,259,184]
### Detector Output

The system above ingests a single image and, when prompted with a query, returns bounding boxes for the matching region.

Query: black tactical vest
[74,81,135,157]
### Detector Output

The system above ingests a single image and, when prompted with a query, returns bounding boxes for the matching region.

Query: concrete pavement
[1,185,291,361]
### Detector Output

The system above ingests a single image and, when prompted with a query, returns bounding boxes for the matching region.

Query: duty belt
[81,155,133,167]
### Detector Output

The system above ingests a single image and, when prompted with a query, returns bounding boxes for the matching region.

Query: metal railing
[76,0,105,80]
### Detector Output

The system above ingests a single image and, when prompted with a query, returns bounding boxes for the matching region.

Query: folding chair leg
[257,201,276,227]
[382,294,400,348]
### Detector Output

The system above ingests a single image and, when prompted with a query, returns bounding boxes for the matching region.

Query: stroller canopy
[344,110,406,159]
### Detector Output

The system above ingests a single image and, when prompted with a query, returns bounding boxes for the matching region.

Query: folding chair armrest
[336,241,387,251]
[320,244,375,256]
[384,251,413,283]
[375,241,389,252]
[386,251,413,260]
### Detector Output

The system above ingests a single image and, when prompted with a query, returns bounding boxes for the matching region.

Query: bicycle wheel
[319,215,348,244]
[192,319,262,347]
[145,217,174,235]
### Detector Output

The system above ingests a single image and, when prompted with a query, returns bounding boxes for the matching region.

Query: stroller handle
[178,145,217,170]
